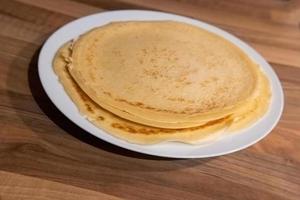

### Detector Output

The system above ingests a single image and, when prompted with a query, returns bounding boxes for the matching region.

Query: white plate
[38,10,284,158]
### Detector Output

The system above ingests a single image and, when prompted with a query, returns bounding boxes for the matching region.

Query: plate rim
[38,10,284,158]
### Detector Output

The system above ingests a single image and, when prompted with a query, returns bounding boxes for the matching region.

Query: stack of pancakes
[53,21,271,144]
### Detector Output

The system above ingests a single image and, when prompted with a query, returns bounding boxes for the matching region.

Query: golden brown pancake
[53,21,271,144]
[53,42,233,144]
[68,21,260,128]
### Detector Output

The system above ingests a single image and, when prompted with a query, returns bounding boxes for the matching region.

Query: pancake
[53,42,233,144]
[53,21,272,144]
[68,21,260,128]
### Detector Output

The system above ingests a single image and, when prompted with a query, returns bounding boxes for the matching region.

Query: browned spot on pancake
[103,91,112,97]
[141,48,148,55]
[134,102,144,106]
[85,103,94,113]
[63,67,68,73]
[111,123,138,133]
[85,52,94,65]
[168,97,195,103]
[184,81,192,85]
[139,59,144,64]
[97,116,105,121]
[143,68,159,78]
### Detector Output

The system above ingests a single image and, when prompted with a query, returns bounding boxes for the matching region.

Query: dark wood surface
[0,0,299,199]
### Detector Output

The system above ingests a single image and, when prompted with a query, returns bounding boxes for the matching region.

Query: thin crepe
[68,21,260,128]
[53,42,232,144]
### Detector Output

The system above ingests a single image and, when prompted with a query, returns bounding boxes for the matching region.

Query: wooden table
[0,0,299,199]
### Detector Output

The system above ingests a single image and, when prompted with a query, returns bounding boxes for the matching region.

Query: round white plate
[38,10,284,158]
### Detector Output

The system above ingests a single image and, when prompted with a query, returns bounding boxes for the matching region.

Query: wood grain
[0,0,299,199]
